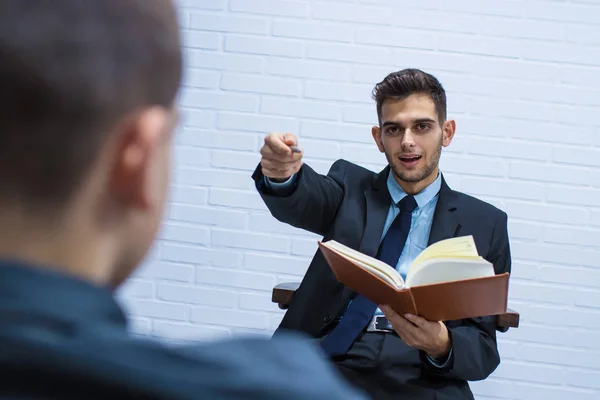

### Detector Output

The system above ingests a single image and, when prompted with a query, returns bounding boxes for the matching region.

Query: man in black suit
[0,1,369,399]
[252,68,512,399]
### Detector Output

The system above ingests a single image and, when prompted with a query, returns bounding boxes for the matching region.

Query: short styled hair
[0,0,182,209]
[371,68,447,125]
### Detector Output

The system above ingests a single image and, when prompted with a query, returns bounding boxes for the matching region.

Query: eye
[386,126,400,135]
[415,123,431,132]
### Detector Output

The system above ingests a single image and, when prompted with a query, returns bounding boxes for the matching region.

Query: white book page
[410,235,479,269]
[350,258,404,289]
[405,258,495,288]
[323,240,405,288]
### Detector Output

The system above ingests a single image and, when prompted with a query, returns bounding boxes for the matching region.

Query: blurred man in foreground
[0,1,368,399]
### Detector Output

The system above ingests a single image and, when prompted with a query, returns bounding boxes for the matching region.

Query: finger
[282,133,298,147]
[261,142,303,162]
[393,316,418,335]
[265,133,295,156]
[404,313,427,328]
[379,304,397,317]
[381,306,417,334]
[380,305,406,324]
[278,133,302,155]
[379,305,398,324]
[260,150,302,167]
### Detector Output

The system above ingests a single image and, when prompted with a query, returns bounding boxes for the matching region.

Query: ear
[109,106,170,211]
[442,119,456,147]
[372,125,385,153]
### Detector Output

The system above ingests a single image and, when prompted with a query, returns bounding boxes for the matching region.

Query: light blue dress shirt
[374,170,441,314]
[264,170,451,367]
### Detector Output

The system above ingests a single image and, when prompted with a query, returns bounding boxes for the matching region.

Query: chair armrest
[271,282,520,329]
[272,282,300,310]
[496,308,519,328]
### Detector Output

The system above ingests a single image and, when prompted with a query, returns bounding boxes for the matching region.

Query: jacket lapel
[357,170,462,252]
[358,166,391,258]
[427,175,461,246]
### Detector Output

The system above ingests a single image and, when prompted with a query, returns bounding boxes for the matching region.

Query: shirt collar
[386,169,442,209]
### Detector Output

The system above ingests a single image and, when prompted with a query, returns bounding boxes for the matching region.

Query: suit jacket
[252,159,512,400]
[0,260,368,400]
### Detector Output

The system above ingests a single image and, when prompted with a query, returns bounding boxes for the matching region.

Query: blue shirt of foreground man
[0,2,367,399]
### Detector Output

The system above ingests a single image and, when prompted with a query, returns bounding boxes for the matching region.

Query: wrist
[268,176,291,183]
[428,341,451,359]
[428,329,451,359]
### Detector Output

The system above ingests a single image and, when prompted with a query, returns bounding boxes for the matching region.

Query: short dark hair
[0,0,182,209]
[371,68,447,126]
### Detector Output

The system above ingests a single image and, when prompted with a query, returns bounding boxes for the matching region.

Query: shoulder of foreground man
[177,331,369,400]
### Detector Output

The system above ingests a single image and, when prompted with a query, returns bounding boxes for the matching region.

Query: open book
[319,236,509,322]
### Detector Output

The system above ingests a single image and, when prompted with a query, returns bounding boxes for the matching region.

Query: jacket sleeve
[251,160,346,237]
[421,211,511,381]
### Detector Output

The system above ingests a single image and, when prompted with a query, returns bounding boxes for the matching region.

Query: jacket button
[323,314,332,323]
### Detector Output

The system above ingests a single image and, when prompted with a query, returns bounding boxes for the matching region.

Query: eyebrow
[381,118,437,127]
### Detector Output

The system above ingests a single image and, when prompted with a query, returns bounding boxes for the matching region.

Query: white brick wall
[117,0,600,398]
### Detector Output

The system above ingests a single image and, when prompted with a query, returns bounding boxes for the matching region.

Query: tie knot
[398,195,417,213]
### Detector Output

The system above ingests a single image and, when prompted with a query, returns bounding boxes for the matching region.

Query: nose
[401,129,416,148]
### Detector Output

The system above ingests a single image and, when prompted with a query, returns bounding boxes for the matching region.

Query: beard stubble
[386,136,443,184]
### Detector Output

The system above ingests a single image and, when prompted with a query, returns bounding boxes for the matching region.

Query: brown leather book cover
[318,241,509,322]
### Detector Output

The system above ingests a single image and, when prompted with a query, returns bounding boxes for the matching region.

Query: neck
[393,167,439,195]
[0,204,117,287]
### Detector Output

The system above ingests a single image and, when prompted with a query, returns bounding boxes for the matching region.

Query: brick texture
[116,1,600,398]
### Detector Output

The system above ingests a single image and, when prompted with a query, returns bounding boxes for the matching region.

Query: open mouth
[399,155,422,162]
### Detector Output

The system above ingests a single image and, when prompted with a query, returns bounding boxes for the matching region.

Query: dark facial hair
[386,134,442,184]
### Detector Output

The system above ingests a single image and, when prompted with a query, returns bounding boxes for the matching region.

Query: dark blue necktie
[320,195,418,357]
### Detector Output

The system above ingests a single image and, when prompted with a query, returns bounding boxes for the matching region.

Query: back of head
[0,0,182,208]
[0,4,372,400]
[0,0,182,286]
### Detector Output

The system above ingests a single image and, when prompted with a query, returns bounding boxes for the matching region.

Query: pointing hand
[260,132,303,182]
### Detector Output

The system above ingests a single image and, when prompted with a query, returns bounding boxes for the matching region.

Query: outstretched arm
[251,133,345,237]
